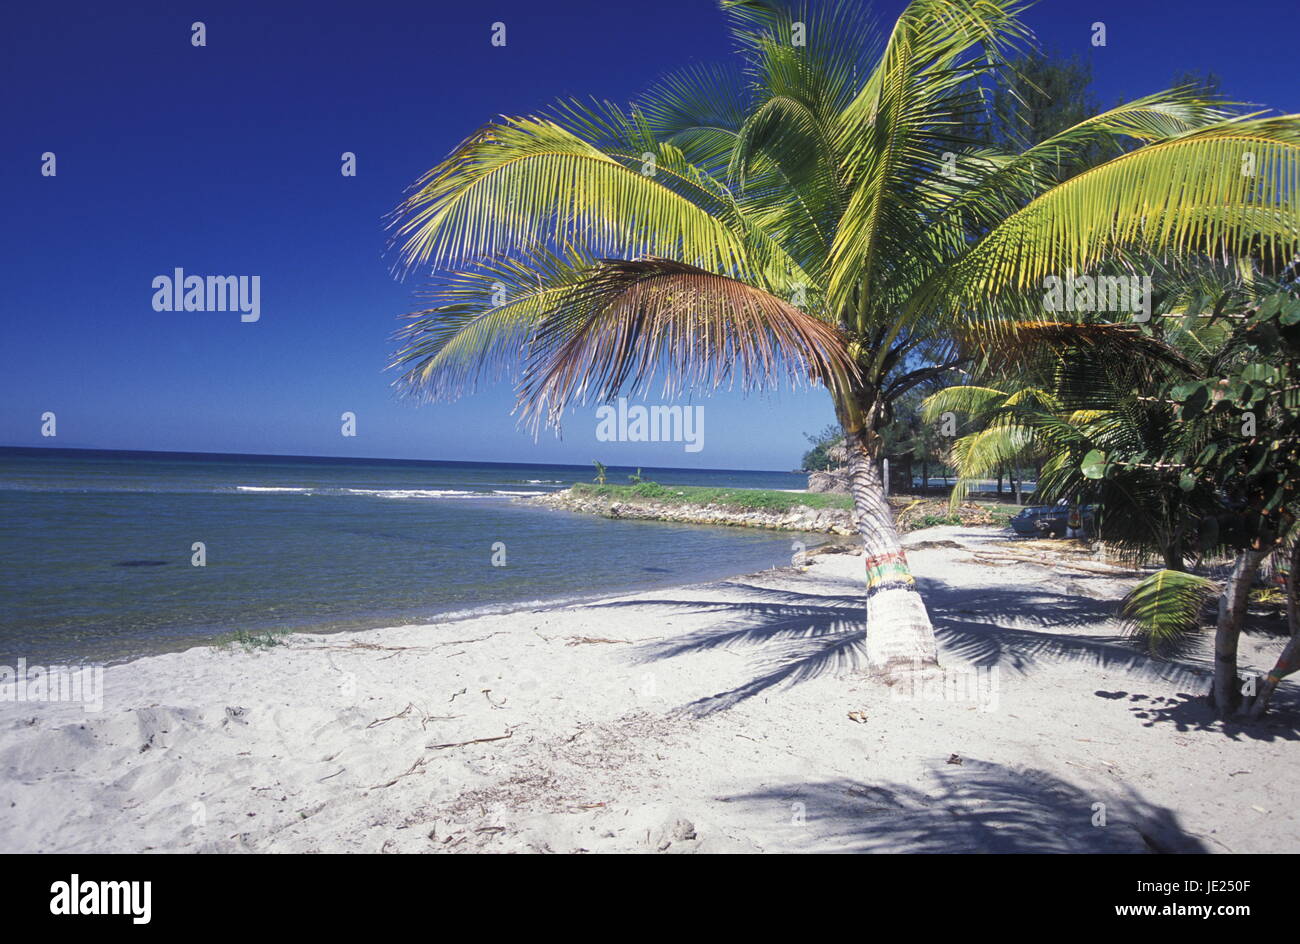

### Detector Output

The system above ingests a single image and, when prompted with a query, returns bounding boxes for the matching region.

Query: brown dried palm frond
[519,257,859,427]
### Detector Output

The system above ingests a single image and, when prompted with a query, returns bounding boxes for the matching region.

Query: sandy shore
[1,525,1296,854]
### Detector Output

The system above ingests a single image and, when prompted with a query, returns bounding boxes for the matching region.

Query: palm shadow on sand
[585,573,1299,739]
[727,758,1210,853]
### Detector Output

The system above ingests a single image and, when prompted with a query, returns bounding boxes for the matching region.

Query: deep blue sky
[2,0,1295,470]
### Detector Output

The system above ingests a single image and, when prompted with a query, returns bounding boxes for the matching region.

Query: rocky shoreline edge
[526,488,858,534]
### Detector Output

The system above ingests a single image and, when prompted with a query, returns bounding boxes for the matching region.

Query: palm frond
[1117,569,1217,655]
[920,384,1008,421]
[519,257,858,426]
[933,88,1240,231]
[392,116,752,275]
[935,118,1300,325]
[979,321,1201,378]
[389,247,593,400]
[826,0,1033,314]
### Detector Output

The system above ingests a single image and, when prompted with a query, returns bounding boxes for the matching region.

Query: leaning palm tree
[388,0,1300,680]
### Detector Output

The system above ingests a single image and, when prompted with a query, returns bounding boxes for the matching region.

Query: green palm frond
[826,0,1033,312]
[1068,409,1112,425]
[1118,569,1217,655]
[934,119,1300,325]
[920,384,1009,421]
[393,116,752,275]
[930,89,1239,235]
[945,421,1037,506]
[638,62,751,175]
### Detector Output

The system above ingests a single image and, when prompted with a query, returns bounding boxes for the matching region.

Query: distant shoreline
[527,485,1017,536]
[0,444,795,477]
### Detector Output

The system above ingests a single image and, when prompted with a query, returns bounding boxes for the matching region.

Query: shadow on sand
[725,758,1209,853]
[585,572,1299,739]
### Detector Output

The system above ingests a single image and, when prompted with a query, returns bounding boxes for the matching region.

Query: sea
[0,447,817,664]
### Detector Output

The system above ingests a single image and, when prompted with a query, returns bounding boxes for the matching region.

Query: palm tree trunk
[1247,537,1300,718]
[1210,548,1268,715]
[843,424,940,679]
[1248,633,1300,718]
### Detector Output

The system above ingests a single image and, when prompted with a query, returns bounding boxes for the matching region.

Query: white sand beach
[1,525,1295,854]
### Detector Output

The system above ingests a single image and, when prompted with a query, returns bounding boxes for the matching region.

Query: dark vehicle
[1009,504,1097,537]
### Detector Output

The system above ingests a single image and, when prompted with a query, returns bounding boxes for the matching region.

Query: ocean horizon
[0,446,818,664]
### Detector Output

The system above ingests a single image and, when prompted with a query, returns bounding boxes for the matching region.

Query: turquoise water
[0,448,816,664]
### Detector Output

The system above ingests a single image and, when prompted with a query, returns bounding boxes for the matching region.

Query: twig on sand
[368,704,419,729]
[372,756,436,789]
[433,632,508,647]
[372,723,521,789]
[301,641,433,653]
[428,730,516,750]
[565,636,631,645]
[367,703,460,729]
[1066,758,1119,774]
[966,552,1133,576]
[302,632,505,655]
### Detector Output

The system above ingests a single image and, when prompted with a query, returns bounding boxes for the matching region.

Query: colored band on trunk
[865,549,912,589]
[864,549,908,569]
[865,577,915,600]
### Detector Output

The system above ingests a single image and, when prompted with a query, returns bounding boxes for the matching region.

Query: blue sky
[2,0,1296,470]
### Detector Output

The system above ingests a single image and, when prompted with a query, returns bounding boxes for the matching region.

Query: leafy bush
[801,424,843,471]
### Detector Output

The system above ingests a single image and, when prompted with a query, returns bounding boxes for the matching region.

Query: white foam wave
[236,485,487,499]
[339,488,484,499]
[235,485,537,500]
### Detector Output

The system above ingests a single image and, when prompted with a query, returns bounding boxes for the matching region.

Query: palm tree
[388,0,1300,681]
[592,460,607,485]
[1089,289,1300,716]
[924,273,1250,570]
[921,379,1056,508]
[932,282,1300,716]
